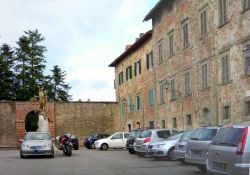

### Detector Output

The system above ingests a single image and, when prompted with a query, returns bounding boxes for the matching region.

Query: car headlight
[44,144,52,149]
[21,144,29,149]
[155,144,165,148]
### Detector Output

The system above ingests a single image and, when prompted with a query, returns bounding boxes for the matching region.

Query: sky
[0,0,158,101]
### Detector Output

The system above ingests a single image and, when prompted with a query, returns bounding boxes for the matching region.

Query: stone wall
[0,102,17,148]
[55,102,118,144]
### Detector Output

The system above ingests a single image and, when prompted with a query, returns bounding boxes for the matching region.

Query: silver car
[185,127,219,172]
[207,125,250,175]
[147,131,184,160]
[134,129,177,157]
[20,132,54,158]
[173,129,195,162]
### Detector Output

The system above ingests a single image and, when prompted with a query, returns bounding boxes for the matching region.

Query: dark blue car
[84,134,110,149]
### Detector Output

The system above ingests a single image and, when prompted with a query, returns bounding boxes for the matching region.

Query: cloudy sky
[0,0,158,101]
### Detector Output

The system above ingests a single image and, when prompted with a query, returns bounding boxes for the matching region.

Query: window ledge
[201,86,210,92]
[242,7,250,13]
[220,80,232,86]
[183,44,190,50]
[222,118,231,124]
[241,73,250,79]
[170,98,177,102]
[200,33,208,40]
[184,94,192,97]
[218,21,229,29]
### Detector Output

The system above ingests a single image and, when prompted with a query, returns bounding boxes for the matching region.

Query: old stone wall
[0,102,17,147]
[55,102,118,144]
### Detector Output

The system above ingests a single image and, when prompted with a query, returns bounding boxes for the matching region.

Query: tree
[0,44,16,100]
[15,29,47,100]
[49,65,72,101]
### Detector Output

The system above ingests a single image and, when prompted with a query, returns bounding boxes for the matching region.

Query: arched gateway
[15,102,55,145]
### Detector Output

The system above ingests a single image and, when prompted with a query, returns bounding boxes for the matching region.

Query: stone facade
[110,0,250,131]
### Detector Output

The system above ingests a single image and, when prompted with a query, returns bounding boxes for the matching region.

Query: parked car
[94,132,129,150]
[147,131,184,160]
[126,129,143,154]
[207,125,250,175]
[173,129,196,163]
[84,134,110,149]
[185,126,219,172]
[70,135,79,150]
[20,132,54,158]
[134,129,177,157]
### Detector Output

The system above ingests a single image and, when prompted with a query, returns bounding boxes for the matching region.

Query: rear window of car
[157,130,171,139]
[140,130,152,138]
[190,128,217,141]
[212,127,244,146]
[130,130,141,137]
[166,132,183,140]
[180,130,195,142]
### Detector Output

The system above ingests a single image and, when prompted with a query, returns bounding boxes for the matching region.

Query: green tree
[50,65,71,101]
[0,44,16,100]
[15,29,47,100]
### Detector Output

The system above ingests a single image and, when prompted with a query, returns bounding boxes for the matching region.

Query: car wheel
[20,152,25,159]
[100,143,108,151]
[50,151,54,158]
[197,165,206,172]
[167,148,175,161]
[128,149,135,154]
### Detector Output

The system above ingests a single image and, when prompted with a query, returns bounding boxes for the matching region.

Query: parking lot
[0,148,206,175]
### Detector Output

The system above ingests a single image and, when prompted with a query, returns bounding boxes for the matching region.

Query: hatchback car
[147,131,184,160]
[207,125,250,175]
[173,129,195,163]
[185,127,219,171]
[126,129,143,154]
[84,134,110,149]
[134,129,177,157]
[94,132,129,150]
[20,132,54,158]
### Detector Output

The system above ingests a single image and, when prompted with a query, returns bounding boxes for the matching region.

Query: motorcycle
[55,134,72,156]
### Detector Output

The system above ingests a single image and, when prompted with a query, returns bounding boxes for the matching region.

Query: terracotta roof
[109,30,152,67]
[144,0,164,21]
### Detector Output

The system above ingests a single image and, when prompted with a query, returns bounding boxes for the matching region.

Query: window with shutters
[161,120,166,128]
[168,30,174,58]
[159,82,165,104]
[243,0,250,11]
[120,102,125,116]
[126,66,132,81]
[172,118,177,128]
[129,96,133,112]
[184,71,191,96]
[149,121,154,129]
[243,43,250,75]
[158,42,163,64]
[245,100,250,116]
[182,18,189,48]
[118,72,123,85]
[134,60,141,76]
[148,87,154,107]
[136,96,141,111]
[170,78,176,100]
[221,54,230,84]
[223,105,230,120]
[146,51,154,69]
[200,8,208,37]
[186,114,192,126]
[219,0,228,26]
[201,62,209,89]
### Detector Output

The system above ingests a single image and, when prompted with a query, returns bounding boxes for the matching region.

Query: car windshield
[140,130,152,138]
[180,130,195,142]
[190,128,217,141]
[130,130,141,137]
[166,132,183,140]
[157,130,171,139]
[212,127,244,146]
[25,133,50,141]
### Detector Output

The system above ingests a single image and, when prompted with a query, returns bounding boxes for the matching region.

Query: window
[170,78,176,100]
[201,62,209,89]
[172,117,177,128]
[146,51,154,69]
[223,105,230,120]
[243,0,250,11]
[158,42,163,64]
[245,101,250,116]
[161,120,166,128]
[184,71,191,96]
[182,19,189,48]
[126,66,132,81]
[129,96,133,112]
[111,133,123,140]
[121,102,125,116]
[136,96,141,111]
[187,114,192,126]
[149,121,154,129]
[221,54,230,84]
[219,0,228,26]
[148,87,154,107]
[200,9,207,36]
[159,82,165,104]
[134,60,141,76]
[157,130,171,139]
[118,72,123,85]
[243,44,250,75]
[168,30,174,57]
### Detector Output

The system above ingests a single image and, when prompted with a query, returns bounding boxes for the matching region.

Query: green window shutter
[148,88,154,107]
[136,96,140,111]
[129,96,133,112]
[134,62,137,76]
[121,103,125,116]
[138,60,141,74]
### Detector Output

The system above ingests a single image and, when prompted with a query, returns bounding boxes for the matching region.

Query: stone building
[109,0,250,131]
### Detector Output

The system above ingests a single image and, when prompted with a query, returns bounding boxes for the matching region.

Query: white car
[94,132,129,150]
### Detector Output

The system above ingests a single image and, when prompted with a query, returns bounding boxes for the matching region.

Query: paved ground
[0,148,206,175]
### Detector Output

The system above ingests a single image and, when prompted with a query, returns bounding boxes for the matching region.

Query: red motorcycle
[55,134,72,156]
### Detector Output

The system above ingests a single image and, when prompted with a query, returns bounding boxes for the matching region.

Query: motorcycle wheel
[65,144,72,156]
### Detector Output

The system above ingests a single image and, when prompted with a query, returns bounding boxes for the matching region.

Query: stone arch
[15,102,55,146]
[25,110,39,132]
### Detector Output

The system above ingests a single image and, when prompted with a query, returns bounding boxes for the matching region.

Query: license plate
[34,150,41,154]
